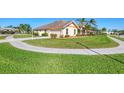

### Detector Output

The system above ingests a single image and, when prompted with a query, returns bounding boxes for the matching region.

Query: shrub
[60,35,64,38]
[76,34,82,36]
[33,32,38,36]
[99,33,107,35]
[65,35,70,37]
[42,32,48,36]
[50,34,57,39]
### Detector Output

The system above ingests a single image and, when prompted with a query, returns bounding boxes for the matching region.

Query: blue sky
[0,18,124,30]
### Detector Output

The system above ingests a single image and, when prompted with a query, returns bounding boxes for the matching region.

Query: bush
[42,32,48,36]
[60,35,64,38]
[33,32,38,36]
[99,33,107,35]
[50,34,57,39]
[65,35,70,37]
[76,34,82,36]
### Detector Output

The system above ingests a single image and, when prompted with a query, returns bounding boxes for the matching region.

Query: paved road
[2,35,124,55]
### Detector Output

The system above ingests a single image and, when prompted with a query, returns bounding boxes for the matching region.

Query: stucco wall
[37,30,61,38]
[37,22,78,38]
[62,23,78,36]
[49,30,61,38]
[37,31,45,36]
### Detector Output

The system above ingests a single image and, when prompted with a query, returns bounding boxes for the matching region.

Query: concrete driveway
[1,35,124,55]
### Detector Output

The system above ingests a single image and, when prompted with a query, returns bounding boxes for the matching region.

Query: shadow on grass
[75,41,124,65]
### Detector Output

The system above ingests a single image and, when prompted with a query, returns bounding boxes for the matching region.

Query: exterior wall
[37,23,78,38]
[48,30,61,38]
[61,23,78,37]
[37,31,45,36]
[37,30,61,38]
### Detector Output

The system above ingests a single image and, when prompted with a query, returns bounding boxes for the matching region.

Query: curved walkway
[2,35,124,55]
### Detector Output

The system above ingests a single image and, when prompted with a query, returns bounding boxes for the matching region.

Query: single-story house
[34,20,79,38]
[103,31,114,35]
[0,28,16,34]
[0,28,16,31]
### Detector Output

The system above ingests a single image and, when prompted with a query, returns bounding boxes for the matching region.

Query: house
[106,31,114,35]
[102,31,114,35]
[34,20,79,38]
[0,28,16,34]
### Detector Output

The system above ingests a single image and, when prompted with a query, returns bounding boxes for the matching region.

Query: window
[74,29,76,34]
[66,28,68,35]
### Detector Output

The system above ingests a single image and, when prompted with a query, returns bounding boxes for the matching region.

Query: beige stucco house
[34,20,79,38]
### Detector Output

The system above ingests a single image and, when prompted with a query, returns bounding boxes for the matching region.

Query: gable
[64,21,79,29]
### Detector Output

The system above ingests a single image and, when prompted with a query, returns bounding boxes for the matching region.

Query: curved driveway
[0,35,123,55]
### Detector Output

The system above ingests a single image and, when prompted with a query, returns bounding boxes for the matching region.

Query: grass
[24,35,119,49]
[111,35,124,41]
[0,43,124,74]
[13,34,32,38]
[0,36,6,40]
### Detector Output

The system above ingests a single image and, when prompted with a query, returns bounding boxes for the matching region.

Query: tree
[101,27,107,32]
[89,19,97,26]
[19,24,32,34]
[6,25,13,28]
[76,18,97,35]
[85,24,91,33]
[112,29,118,32]
[76,18,87,34]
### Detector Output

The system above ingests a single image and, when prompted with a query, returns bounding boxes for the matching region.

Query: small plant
[60,35,64,38]
[65,35,70,38]
[76,34,82,36]
[50,34,57,39]
[42,32,48,36]
[33,32,38,36]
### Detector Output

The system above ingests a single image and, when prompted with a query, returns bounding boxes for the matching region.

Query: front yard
[0,43,124,74]
[24,35,119,49]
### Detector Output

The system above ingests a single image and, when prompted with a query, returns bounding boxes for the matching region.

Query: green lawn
[111,35,124,41]
[24,35,119,49]
[0,43,124,74]
[0,36,6,40]
[13,34,32,38]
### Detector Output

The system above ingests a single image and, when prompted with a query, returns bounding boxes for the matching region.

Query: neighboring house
[34,20,79,38]
[103,31,114,35]
[0,28,16,33]
[0,28,16,31]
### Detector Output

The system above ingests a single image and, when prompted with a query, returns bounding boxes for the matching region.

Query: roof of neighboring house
[0,28,16,31]
[34,20,79,31]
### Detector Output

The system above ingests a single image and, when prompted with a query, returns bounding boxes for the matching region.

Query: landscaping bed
[0,36,6,40]
[24,35,119,49]
[0,43,124,74]
[13,34,32,38]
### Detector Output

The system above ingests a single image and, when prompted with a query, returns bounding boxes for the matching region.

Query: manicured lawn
[24,35,119,49]
[13,34,32,38]
[111,35,124,41]
[0,36,6,40]
[0,43,124,74]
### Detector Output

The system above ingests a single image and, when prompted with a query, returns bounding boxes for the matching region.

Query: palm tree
[19,24,32,34]
[89,19,96,26]
[77,18,97,35]
[101,27,107,33]
[85,24,91,34]
[76,18,87,34]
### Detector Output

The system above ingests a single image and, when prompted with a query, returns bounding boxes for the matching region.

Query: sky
[0,18,124,30]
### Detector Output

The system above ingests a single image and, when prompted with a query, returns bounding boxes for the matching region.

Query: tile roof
[34,20,78,31]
